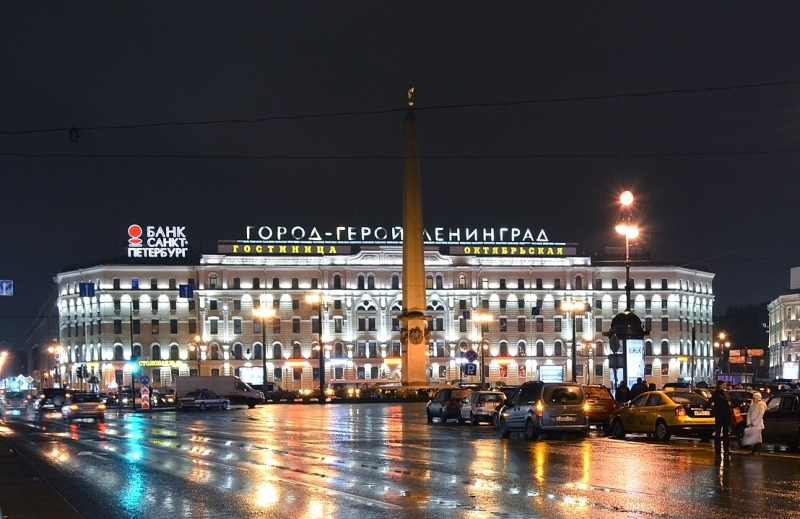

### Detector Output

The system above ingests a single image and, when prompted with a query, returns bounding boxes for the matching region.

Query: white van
[175,376,265,408]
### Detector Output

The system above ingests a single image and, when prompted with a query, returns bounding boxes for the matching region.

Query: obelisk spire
[400,86,430,386]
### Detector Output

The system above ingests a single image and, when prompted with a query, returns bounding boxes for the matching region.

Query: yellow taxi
[609,389,716,441]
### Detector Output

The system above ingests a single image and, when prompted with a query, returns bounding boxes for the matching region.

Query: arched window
[499,341,509,357]
[211,344,220,360]
[392,275,400,290]
[517,341,526,356]
[209,274,218,289]
[133,344,142,358]
[575,276,583,290]
[367,275,375,290]
[435,275,443,289]
[536,341,545,357]
[152,344,161,360]
[334,342,345,358]
[660,340,670,356]
[426,275,434,289]
[233,344,243,360]
[292,342,302,359]
[458,275,467,289]
[554,340,563,357]
[189,345,197,360]
[272,344,283,360]
[333,274,342,289]
[645,340,653,356]
[170,344,179,360]
[114,345,124,361]
[253,344,262,360]
[357,275,365,290]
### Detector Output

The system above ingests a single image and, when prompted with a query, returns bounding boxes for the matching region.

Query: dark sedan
[742,392,800,450]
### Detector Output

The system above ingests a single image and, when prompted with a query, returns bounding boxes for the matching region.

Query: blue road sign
[464,364,477,376]
[0,280,13,296]
[140,375,151,385]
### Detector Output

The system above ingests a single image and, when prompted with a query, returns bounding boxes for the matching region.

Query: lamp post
[0,351,7,391]
[475,313,493,389]
[615,190,638,314]
[253,307,276,391]
[714,332,731,382]
[306,294,328,404]
[563,300,586,383]
[189,335,207,375]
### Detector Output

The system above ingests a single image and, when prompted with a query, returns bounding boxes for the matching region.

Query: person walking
[745,392,767,455]
[629,377,648,400]
[615,381,630,404]
[708,380,733,456]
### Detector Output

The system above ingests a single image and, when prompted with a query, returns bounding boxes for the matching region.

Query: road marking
[77,451,109,461]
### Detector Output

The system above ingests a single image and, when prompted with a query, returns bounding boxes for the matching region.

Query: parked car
[61,392,106,423]
[460,391,505,425]
[739,392,800,450]
[34,388,68,414]
[491,386,519,427]
[498,381,589,440]
[153,388,176,406]
[582,384,617,433]
[426,388,473,424]
[610,390,715,441]
[179,390,230,411]
[5,391,28,407]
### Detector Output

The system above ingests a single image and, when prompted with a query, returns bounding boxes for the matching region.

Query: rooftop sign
[127,225,189,259]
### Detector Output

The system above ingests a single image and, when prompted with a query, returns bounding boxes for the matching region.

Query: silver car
[499,381,589,440]
[179,390,230,411]
[61,392,106,423]
[461,391,506,425]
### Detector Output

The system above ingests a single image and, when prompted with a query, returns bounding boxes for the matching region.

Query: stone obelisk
[400,86,430,386]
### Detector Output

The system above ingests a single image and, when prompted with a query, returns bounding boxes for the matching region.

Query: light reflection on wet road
[3,403,799,518]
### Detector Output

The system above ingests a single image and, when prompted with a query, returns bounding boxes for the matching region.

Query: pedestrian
[707,380,733,456]
[630,377,647,400]
[615,381,630,404]
[648,383,656,392]
[745,392,767,455]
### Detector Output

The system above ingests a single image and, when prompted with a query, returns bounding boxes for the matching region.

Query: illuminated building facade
[49,230,717,392]
[767,266,800,380]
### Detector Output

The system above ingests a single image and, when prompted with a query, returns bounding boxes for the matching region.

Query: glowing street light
[474,313,493,389]
[189,335,207,375]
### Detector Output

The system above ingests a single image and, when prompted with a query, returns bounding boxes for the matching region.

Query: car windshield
[583,386,612,399]
[72,394,102,403]
[543,386,582,404]
[479,393,503,402]
[668,393,708,406]
[185,392,202,398]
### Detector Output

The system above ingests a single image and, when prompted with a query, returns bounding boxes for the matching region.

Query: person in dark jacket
[629,377,648,400]
[615,381,630,404]
[708,380,733,455]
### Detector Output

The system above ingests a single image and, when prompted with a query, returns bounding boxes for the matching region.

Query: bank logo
[128,224,143,246]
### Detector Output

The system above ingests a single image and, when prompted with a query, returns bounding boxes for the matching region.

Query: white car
[179,390,230,411]
[460,391,506,425]
[62,392,106,423]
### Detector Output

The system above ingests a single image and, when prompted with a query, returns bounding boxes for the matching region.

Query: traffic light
[129,356,140,373]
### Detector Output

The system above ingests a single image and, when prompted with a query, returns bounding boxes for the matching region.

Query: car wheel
[426,410,433,423]
[439,410,447,424]
[221,401,229,410]
[499,418,511,439]
[470,412,478,426]
[612,419,627,440]
[457,414,465,425]
[524,418,539,441]
[655,419,671,441]
[246,398,257,409]
[199,403,207,411]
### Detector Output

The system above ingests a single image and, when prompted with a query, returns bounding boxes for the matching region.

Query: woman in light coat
[746,392,767,455]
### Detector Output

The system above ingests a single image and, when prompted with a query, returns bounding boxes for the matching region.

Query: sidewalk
[0,435,82,518]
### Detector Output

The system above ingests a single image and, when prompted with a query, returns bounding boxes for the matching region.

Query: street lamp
[189,335,207,376]
[615,190,639,313]
[306,294,329,404]
[714,332,731,381]
[0,351,7,391]
[474,313,493,389]
[253,307,276,391]
[563,300,586,383]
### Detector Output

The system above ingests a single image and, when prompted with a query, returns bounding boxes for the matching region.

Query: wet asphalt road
[1,403,798,519]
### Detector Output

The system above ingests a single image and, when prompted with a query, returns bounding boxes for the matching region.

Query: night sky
[2,4,800,367]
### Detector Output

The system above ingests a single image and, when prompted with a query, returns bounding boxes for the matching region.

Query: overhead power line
[1,80,798,137]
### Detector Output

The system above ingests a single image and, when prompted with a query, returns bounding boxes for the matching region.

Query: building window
[661,318,669,331]
[392,275,400,290]
[518,317,526,332]
[273,368,282,381]
[612,279,619,290]
[272,277,280,289]
[554,317,562,333]
[334,275,342,289]
[536,318,544,332]
[151,319,159,334]
[233,299,241,311]
[554,278,561,290]
[292,318,300,334]
[234,319,242,334]
[499,317,507,332]
[292,299,300,310]
[576,317,583,333]
[499,298,507,310]
[188,299,195,311]
[458,275,467,289]
[661,278,668,290]
[150,278,158,290]
[645,278,652,290]
[367,275,375,290]
[253,277,261,289]
[334,319,342,333]
[113,319,122,334]
[435,275,443,289]
[645,299,652,311]
[426,276,434,289]
[273,319,281,334]
[311,277,318,289]
[482,278,489,290]
[574,276,582,290]
[170,319,178,334]
[499,278,507,289]
[517,278,525,289]
[536,278,543,289]
[131,278,139,290]
[113,278,121,290]
[662,299,668,311]
[151,300,158,312]
[595,279,602,289]
[460,318,467,333]
[132,319,140,334]
[292,278,299,289]
[189,319,197,334]
[114,299,121,312]
[210,320,218,334]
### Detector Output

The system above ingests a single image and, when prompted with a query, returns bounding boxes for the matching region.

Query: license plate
[554,416,575,422]
[694,410,710,416]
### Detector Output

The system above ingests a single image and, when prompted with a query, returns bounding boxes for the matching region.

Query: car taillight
[536,400,544,417]
[675,406,686,417]
[70,405,79,410]
[98,404,106,410]
[477,402,485,408]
